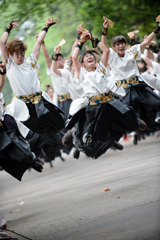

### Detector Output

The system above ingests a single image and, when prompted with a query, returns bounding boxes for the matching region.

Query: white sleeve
[26,53,40,69]
[49,69,61,79]
[149,65,155,75]
[129,44,141,61]
[0,93,5,105]
[152,62,160,75]
[79,67,86,83]
[153,53,157,62]
[63,60,70,70]
[108,48,115,64]
[59,69,71,83]
[97,61,109,76]
[47,65,52,76]
[6,56,13,71]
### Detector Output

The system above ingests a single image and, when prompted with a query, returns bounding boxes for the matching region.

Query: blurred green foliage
[0,0,160,104]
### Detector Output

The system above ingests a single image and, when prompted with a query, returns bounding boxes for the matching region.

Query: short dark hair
[6,38,27,55]
[51,53,63,59]
[81,49,99,63]
[112,36,127,47]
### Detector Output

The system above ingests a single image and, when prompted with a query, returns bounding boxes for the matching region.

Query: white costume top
[6,54,40,96]
[5,54,55,123]
[47,64,69,95]
[59,69,85,100]
[148,52,159,77]
[0,93,5,105]
[108,44,141,82]
[153,53,157,62]
[150,61,160,79]
[108,44,160,91]
[68,62,124,116]
[148,54,160,93]
[78,61,116,97]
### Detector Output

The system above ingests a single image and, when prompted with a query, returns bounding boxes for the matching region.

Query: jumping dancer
[0,63,43,181]
[66,29,145,150]
[102,17,160,128]
[0,17,65,136]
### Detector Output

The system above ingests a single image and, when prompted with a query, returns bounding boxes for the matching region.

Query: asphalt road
[0,134,160,240]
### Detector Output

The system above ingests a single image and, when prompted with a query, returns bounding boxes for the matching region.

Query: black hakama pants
[0,117,35,181]
[74,99,140,148]
[23,98,65,134]
[58,98,73,155]
[120,83,160,127]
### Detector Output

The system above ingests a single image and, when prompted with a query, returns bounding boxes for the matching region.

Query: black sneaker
[32,161,43,172]
[133,134,138,145]
[113,141,124,150]
[73,148,80,159]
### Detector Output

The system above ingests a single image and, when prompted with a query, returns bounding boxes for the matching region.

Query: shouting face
[11,50,25,65]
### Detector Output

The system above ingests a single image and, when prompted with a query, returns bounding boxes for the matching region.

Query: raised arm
[42,42,52,69]
[72,31,91,79]
[140,21,160,51]
[35,33,52,69]
[101,18,109,47]
[127,30,138,50]
[91,32,109,67]
[71,30,82,56]
[1,19,19,63]
[142,48,153,68]
[52,45,62,77]
[32,17,57,60]
[72,47,81,79]
[147,49,155,61]
[142,36,156,61]
[98,42,109,67]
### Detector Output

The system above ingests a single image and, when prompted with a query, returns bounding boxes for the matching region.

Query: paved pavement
[0,135,160,240]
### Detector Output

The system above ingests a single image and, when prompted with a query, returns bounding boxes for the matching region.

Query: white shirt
[5,54,56,123]
[47,64,69,95]
[6,54,41,96]
[0,93,5,105]
[108,44,141,82]
[150,61,160,79]
[78,61,115,97]
[59,69,85,100]
[153,53,157,62]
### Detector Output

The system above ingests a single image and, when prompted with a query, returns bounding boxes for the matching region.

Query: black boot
[113,141,124,150]
[32,161,43,172]
[73,148,80,159]
[133,134,138,145]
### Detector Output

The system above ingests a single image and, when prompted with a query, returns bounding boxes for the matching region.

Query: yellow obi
[116,76,140,89]
[58,93,71,102]
[16,91,42,104]
[88,91,114,105]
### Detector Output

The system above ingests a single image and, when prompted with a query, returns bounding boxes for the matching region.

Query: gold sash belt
[16,91,42,104]
[116,76,139,89]
[58,93,71,102]
[88,91,114,105]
